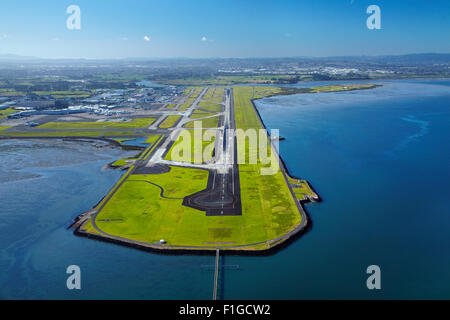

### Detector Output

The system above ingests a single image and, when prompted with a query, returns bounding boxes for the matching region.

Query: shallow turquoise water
[1,79,449,299]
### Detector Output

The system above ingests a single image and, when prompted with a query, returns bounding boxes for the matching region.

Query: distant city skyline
[0,0,449,59]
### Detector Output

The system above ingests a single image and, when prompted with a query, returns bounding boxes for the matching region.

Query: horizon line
[0,52,449,62]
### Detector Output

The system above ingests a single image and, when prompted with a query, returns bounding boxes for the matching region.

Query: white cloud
[201,36,207,42]
[120,37,128,41]
[143,35,151,42]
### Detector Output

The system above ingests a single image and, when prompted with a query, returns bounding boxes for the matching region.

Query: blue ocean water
[0,79,449,299]
[0,140,212,299]
[226,79,450,299]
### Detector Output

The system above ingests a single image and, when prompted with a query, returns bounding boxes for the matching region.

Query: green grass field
[0,107,17,119]
[84,86,302,250]
[0,130,138,137]
[159,115,181,128]
[165,129,216,164]
[198,103,222,112]
[189,110,215,119]
[93,166,210,245]
[38,118,155,130]
[288,177,314,194]
[233,86,302,241]
[128,166,209,198]
[112,158,136,166]
[177,104,191,111]
[184,116,220,128]
[39,121,112,129]
[109,118,156,128]
[145,134,161,145]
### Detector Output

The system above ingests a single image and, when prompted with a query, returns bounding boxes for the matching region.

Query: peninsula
[0,83,379,253]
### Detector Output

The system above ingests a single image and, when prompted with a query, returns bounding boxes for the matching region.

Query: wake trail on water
[384,115,430,160]
[399,115,430,147]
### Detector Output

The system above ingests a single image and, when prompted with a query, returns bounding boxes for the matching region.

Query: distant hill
[317,53,450,65]
[0,54,39,61]
[0,53,449,64]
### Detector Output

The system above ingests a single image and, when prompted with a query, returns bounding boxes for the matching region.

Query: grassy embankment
[232,86,302,248]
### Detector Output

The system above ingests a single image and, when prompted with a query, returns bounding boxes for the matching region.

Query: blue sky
[0,0,449,59]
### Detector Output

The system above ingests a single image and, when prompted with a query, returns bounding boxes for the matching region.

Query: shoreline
[1,87,322,256]
[70,89,321,256]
